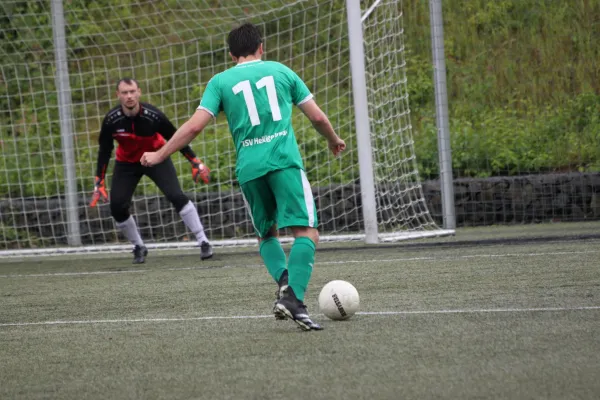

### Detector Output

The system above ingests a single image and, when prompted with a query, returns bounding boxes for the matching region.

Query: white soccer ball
[318,280,360,320]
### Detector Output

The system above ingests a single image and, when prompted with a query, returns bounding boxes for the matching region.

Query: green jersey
[198,60,313,184]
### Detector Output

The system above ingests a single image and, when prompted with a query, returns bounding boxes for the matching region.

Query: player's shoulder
[140,102,164,115]
[263,61,295,74]
[204,71,229,94]
[103,104,125,124]
[263,61,303,83]
[207,71,224,85]
[140,102,169,121]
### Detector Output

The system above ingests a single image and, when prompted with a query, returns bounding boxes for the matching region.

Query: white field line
[0,269,150,278]
[1,306,599,328]
[1,249,598,279]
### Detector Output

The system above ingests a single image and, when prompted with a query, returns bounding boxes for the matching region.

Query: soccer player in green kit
[141,23,346,331]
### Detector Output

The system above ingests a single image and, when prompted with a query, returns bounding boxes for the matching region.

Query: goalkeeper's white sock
[179,201,209,244]
[116,216,144,246]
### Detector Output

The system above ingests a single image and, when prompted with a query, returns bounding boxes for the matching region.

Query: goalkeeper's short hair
[116,77,139,90]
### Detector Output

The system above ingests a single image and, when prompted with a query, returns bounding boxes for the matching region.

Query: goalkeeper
[91,78,213,263]
[141,23,345,331]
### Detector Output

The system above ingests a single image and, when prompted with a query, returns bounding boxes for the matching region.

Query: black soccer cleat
[200,241,213,260]
[273,270,289,320]
[275,286,323,331]
[132,245,148,264]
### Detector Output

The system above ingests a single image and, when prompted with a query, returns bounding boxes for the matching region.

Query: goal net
[0,0,451,255]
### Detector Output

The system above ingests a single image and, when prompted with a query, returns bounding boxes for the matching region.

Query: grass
[1,222,600,399]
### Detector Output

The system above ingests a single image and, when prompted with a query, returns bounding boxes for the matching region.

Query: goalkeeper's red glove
[190,158,210,184]
[89,177,108,207]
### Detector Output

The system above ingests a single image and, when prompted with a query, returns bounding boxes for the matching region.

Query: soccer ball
[318,280,360,321]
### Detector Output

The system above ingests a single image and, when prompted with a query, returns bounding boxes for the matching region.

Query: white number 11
[232,76,282,127]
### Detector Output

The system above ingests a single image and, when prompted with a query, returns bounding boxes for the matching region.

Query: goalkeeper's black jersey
[95,102,196,178]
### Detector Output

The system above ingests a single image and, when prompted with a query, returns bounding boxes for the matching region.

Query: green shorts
[240,168,318,238]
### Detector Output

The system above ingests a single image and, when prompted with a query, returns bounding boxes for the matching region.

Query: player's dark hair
[228,23,263,58]
[116,77,139,91]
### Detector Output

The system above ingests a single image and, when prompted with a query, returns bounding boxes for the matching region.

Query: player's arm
[141,109,213,168]
[158,113,197,161]
[298,99,346,157]
[158,112,210,184]
[142,75,221,168]
[290,67,345,156]
[90,120,112,206]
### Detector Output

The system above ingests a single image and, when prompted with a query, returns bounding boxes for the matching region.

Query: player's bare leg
[274,227,322,330]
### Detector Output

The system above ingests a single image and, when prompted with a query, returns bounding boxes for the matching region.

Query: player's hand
[328,136,346,157]
[89,177,108,207]
[190,158,210,184]
[140,151,164,167]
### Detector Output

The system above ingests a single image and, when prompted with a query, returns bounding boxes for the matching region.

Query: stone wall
[422,172,600,225]
[1,173,599,247]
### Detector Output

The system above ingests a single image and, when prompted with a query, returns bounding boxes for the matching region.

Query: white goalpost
[0,0,454,256]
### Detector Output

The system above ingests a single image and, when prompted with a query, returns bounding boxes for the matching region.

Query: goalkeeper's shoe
[274,286,323,331]
[89,177,108,207]
[132,245,148,264]
[273,270,289,320]
[190,158,210,184]
[200,241,213,260]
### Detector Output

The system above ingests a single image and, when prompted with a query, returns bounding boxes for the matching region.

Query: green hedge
[413,92,600,178]
[405,0,600,178]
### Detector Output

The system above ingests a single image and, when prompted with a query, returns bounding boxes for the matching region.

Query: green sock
[259,237,287,283]
[288,237,316,302]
